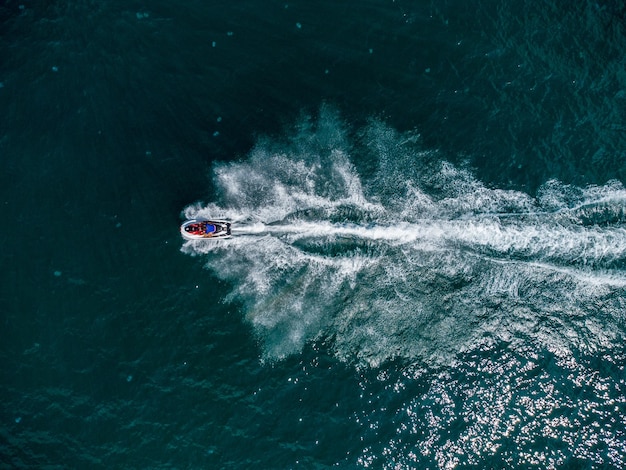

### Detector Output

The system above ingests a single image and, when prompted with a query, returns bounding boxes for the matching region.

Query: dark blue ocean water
[2,1,626,468]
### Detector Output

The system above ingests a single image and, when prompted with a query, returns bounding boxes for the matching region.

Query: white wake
[182,109,626,366]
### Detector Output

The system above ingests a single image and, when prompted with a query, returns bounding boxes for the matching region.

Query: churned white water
[183,109,626,367]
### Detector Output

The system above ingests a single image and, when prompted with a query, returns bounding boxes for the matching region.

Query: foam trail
[182,109,626,366]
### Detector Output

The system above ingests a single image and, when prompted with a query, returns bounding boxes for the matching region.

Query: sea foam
[182,108,626,366]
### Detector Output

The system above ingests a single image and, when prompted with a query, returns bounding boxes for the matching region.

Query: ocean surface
[2,0,626,468]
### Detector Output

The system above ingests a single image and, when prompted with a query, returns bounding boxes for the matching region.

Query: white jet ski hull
[180,219,232,240]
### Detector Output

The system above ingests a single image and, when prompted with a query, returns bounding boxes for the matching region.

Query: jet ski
[180,219,232,240]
